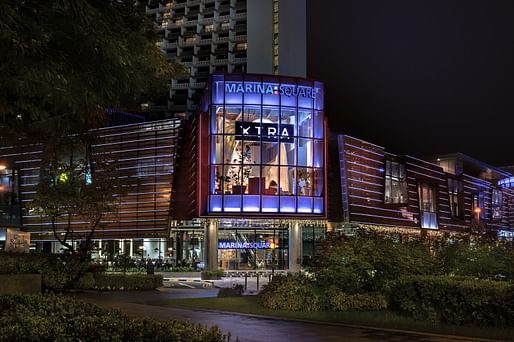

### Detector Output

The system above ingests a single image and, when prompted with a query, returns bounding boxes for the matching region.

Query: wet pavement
[70,289,501,342]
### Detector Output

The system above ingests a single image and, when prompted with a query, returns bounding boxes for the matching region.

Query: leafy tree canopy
[0,0,184,138]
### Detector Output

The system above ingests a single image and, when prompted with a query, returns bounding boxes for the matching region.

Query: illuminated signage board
[498,230,514,239]
[218,241,271,249]
[225,82,320,98]
[235,122,294,142]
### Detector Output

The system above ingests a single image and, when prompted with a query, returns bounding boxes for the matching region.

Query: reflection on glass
[297,168,312,196]
[298,139,313,167]
[298,110,313,137]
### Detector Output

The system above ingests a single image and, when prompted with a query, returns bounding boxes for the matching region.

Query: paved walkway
[70,289,504,342]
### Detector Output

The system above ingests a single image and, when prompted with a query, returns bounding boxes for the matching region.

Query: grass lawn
[151,296,514,341]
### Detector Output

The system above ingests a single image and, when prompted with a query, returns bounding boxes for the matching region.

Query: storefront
[197,73,327,271]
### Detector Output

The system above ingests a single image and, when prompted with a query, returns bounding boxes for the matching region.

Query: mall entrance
[217,227,288,270]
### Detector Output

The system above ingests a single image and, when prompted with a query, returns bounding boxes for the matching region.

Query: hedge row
[74,273,163,291]
[0,252,90,290]
[0,294,232,341]
[259,274,387,312]
[388,275,514,326]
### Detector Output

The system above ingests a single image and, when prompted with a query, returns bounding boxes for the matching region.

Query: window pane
[224,106,242,134]
[212,135,223,164]
[262,142,279,165]
[281,138,296,166]
[281,108,297,136]
[313,111,323,139]
[298,138,313,167]
[297,167,312,196]
[312,168,324,197]
[298,110,313,137]
[262,166,279,195]
[279,167,296,195]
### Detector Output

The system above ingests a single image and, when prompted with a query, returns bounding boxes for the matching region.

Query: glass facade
[384,160,408,204]
[0,167,20,227]
[207,74,325,214]
[218,228,288,270]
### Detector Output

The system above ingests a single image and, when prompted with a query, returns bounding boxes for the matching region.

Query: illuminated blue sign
[498,230,514,239]
[235,122,294,142]
[225,82,319,98]
[218,241,271,249]
[498,177,514,189]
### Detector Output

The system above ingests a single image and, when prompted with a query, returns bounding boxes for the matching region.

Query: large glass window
[472,192,486,222]
[418,183,437,229]
[492,189,502,220]
[208,77,324,214]
[218,228,288,270]
[0,167,20,226]
[447,178,463,219]
[384,160,408,204]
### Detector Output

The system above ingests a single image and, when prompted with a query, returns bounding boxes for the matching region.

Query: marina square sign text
[225,82,320,98]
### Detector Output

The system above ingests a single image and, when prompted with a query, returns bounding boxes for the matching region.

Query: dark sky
[307,0,514,166]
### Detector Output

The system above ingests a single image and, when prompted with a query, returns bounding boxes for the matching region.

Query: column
[288,221,302,272]
[204,219,218,271]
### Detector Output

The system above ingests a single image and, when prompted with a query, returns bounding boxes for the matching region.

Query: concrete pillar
[129,239,133,257]
[288,221,302,272]
[205,219,218,271]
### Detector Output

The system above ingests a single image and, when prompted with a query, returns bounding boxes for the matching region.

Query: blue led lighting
[498,177,514,189]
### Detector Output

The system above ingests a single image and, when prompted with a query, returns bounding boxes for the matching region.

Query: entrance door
[217,228,288,270]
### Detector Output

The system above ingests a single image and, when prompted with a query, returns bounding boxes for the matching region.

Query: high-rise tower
[144,0,306,117]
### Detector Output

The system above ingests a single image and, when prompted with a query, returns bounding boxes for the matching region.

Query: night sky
[307,0,514,166]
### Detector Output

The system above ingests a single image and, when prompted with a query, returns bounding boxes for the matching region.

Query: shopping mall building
[1,73,514,271]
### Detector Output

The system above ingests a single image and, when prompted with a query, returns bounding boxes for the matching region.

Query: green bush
[201,269,224,280]
[306,231,441,294]
[217,285,244,297]
[0,294,232,341]
[0,252,89,290]
[388,275,514,326]
[92,274,163,290]
[259,274,321,311]
[325,287,387,311]
[72,272,96,290]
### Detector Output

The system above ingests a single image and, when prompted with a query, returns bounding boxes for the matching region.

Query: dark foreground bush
[259,274,321,311]
[217,285,244,297]
[389,275,514,326]
[325,287,387,311]
[0,294,233,341]
[0,252,89,290]
[74,273,163,290]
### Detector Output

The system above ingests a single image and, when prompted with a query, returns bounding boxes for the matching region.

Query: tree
[0,0,185,138]
[30,134,121,256]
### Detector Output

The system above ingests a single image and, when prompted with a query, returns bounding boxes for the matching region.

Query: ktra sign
[225,82,319,99]
[235,122,294,143]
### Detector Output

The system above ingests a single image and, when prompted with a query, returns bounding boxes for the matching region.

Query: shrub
[259,274,321,311]
[72,272,96,290]
[325,287,387,311]
[201,269,224,280]
[0,294,232,341]
[306,231,441,294]
[92,274,163,290]
[0,252,89,290]
[217,285,244,297]
[388,275,514,326]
